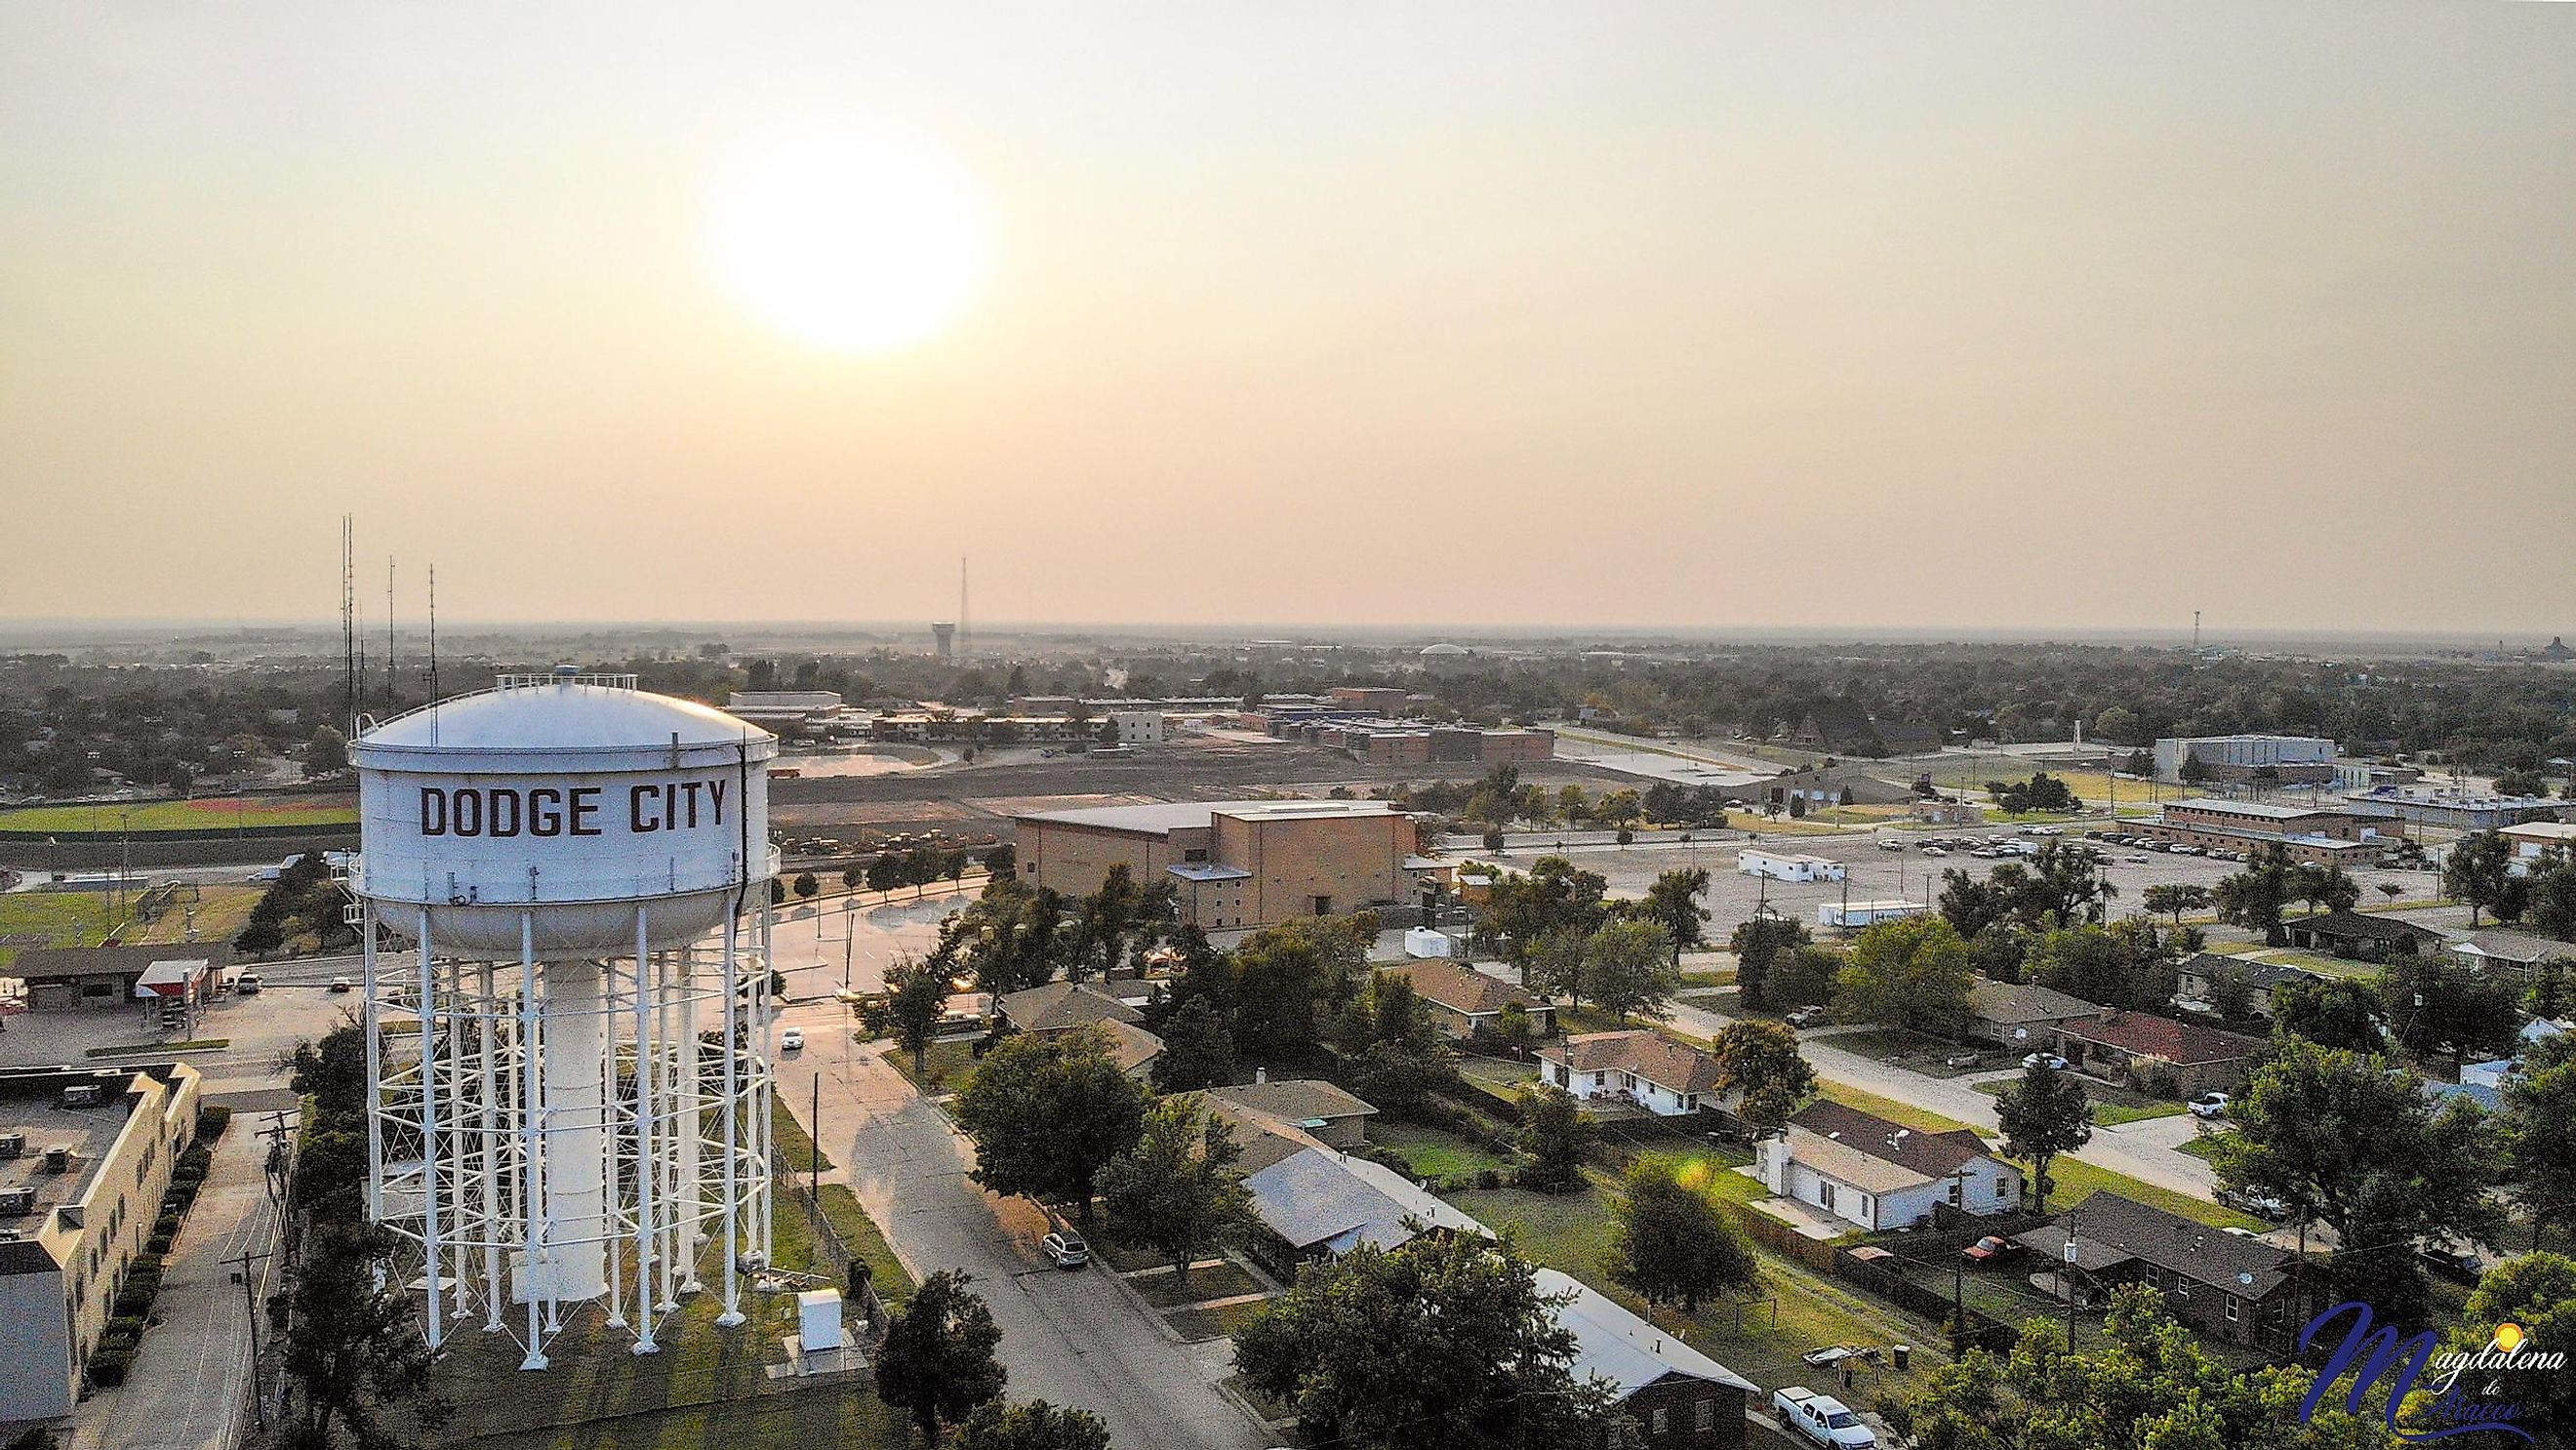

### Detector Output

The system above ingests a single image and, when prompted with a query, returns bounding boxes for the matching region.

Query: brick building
[1014,798,1438,930]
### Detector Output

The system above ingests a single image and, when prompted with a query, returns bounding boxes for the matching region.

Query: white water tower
[350,668,781,1369]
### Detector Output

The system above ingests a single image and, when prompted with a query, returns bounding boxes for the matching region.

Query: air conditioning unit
[0,1131,24,1158]
[60,1083,101,1108]
[0,1187,35,1217]
[42,1147,71,1175]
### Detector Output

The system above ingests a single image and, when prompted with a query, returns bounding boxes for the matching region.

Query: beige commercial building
[1014,798,1436,929]
[1,1063,204,1422]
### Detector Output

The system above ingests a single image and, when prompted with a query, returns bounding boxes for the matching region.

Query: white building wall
[0,1265,74,1420]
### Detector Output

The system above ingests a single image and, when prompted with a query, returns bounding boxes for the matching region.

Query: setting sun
[709,129,992,356]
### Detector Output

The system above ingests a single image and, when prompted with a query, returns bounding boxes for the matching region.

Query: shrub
[196,1104,232,1140]
[113,1286,157,1319]
[85,1348,132,1388]
[177,1144,214,1175]
[106,1315,146,1342]
[1474,1168,1502,1190]
[145,1233,173,1257]
[153,1213,181,1239]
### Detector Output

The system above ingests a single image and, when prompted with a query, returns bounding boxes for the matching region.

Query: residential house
[1754,1101,2023,1231]
[994,980,1146,1035]
[2052,1011,2264,1098]
[2280,909,2448,962]
[1204,1078,1378,1149]
[1540,1268,1757,1450]
[1376,959,1553,1040]
[2447,930,2576,981]
[1234,1135,1486,1275]
[2010,1191,2306,1348]
[1538,1031,1723,1117]
[2421,1078,2505,1114]
[1963,980,2099,1050]
[2175,954,2320,1020]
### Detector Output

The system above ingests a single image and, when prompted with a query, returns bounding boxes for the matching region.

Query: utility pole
[811,1073,823,1206]
[1950,1168,1969,1358]
[2063,1233,2079,1349]
[226,1246,273,1429]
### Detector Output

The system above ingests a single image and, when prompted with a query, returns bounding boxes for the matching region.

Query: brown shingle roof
[2010,1190,2294,1301]
[1542,1030,1722,1096]
[2057,1012,2263,1067]
[1206,1079,1379,1126]
[1967,980,2097,1025]
[1380,959,1537,1018]
[1788,1100,1992,1179]
[997,981,1145,1033]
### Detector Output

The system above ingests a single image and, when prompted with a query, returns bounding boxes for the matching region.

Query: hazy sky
[5,3,2571,633]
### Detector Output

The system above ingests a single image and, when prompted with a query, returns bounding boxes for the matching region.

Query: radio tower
[342,516,358,732]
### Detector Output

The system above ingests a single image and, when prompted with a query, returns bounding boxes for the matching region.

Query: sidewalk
[68,1118,282,1450]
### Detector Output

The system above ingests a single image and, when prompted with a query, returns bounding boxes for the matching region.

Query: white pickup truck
[1773,1387,1877,1448]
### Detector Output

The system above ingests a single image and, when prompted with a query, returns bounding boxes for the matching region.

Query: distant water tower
[349,668,782,1369]
[932,621,956,664]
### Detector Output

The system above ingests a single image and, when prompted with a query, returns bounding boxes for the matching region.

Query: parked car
[1878,838,1906,851]
[1919,846,1949,858]
[2219,1187,2291,1222]
[1786,1006,1829,1028]
[1774,1387,1876,1448]
[2420,1242,2486,1284]
[1943,1052,1983,1068]
[1042,1230,1090,1269]
[1962,1234,2020,1265]
[2023,1053,2069,1070]
[329,977,353,993]
[781,1027,805,1051]
[2189,1092,2230,1119]
[232,972,263,994]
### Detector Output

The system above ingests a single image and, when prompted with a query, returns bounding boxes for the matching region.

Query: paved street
[781,998,1267,1450]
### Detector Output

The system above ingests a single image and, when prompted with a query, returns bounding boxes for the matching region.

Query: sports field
[0,797,357,833]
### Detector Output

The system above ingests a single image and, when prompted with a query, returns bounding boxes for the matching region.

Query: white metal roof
[1536,1269,1758,1395]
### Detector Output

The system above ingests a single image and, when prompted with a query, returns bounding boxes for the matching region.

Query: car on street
[2219,1187,2290,1222]
[329,977,353,993]
[2419,1242,2486,1284]
[1962,1234,2020,1265]
[2023,1053,2068,1070]
[2189,1092,2230,1119]
[1786,1006,1829,1028]
[1042,1229,1090,1269]
[232,972,263,994]
[1878,838,1905,851]
[1919,846,1948,857]
[780,1027,805,1051]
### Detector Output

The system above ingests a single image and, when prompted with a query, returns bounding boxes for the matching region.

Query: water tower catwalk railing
[360,898,777,1370]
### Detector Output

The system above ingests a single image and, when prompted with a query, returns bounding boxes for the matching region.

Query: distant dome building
[1419,642,1470,658]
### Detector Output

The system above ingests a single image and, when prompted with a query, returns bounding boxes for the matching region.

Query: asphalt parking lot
[1465,824,2440,932]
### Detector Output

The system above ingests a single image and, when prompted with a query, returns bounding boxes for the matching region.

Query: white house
[1756,1100,2023,1230]
[1738,849,1845,884]
[1537,1030,1722,1116]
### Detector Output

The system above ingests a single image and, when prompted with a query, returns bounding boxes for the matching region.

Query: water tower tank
[349,670,783,1370]
[353,667,779,955]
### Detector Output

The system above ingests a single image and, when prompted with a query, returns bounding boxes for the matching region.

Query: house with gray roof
[1964,979,2099,1048]
[1204,1077,1379,1148]
[1539,1268,1757,1448]
[2447,929,2576,980]
[2011,1190,2307,1348]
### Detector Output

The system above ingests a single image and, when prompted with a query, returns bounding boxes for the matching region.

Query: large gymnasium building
[1012,799,1442,930]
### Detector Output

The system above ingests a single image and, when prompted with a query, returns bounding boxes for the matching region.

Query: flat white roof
[1021,798,1401,834]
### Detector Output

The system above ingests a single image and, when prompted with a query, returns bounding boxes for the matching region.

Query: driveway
[782,1001,1265,1450]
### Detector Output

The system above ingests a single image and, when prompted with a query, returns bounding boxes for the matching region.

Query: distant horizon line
[0,617,2566,652]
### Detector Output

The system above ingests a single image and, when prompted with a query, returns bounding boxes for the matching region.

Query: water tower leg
[717,920,745,1328]
[418,908,445,1351]
[479,960,504,1333]
[518,913,548,1371]
[654,950,681,1312]
[631,908,660,1354]
[676,947,704,1294]
[362,907,383,1224]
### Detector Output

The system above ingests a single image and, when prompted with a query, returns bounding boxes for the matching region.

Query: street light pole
[226,1246,272,1429]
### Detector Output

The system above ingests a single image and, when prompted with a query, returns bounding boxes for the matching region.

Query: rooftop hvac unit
[0,1131,23,1158]
[60,1084,101,1108]
[0,1187,35,1217]
[42,1147,71,1175]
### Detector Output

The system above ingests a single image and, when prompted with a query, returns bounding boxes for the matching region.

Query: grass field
[2042,1156,2265,1230]
[880,1037,981,1092]
[1833,1028,2000,1078]
[1818,1080,1984,1136]
[2177,1132,2232,1162]
[1447,1175,1931,1413]
[1126,1259,1265,1308]
[816,1183,912,1306]
[1971,1078,2188,1127]
[1166,1297,1270,1343]
[0,884,266,975]
[770,1095,830,1173]
[0,796,356,833]
[1365,1120,1514,1180]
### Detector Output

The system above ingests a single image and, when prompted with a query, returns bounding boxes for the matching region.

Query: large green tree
[2271,977,2390,1054]
[1834,914,1973,1037]
[1993,1062,2093,1213]
[2214,845,2297,946]
[2380,953,2523,1063]
[1582,917,1680,1023]
[954,1027,1149,1221]
[859,952,948,1076]
[2444,830,2522,927]
[1148,996,1236,1092]
[2505,1054,2576,1249]
[2442,1254,2576,1439]
[1482,856,1610,966]
[1634,866,1711,959]
[1232,1233,1626,1450]
[1607,1156,1755,1311]
[1729,913,1810,1011]
[875,1270,1008,1441]
[1098,1094,1250,1287]
[951,1400,1114,1450]
[1707,1019,1817,1127]
[1512,1086,1593,1194]
[2210,1040,2499,1326]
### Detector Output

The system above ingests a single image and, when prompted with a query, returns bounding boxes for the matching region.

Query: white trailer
[1817,900,1929,931]
[1738,849,1846,883]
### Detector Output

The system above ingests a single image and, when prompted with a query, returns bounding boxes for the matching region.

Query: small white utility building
[1738,849,1845,883]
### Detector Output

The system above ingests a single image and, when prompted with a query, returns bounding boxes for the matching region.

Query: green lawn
[0,891,118,972]
[1818,1081,1984,1137]
[1366,1120,1514,1180]
[771,1096,830,1173]
[817,1183,912,1305]
[2177,1132,2232,1162]
[1126,1259,1266,1308]
[2042,1157,2265,1230]
[1447,1177,1934,1414]
[1455,1054,1539,1105]
[0,797,356,832]
[1834,1028,1999,1078]
[1167,1297,1271,1343]
[1972,1078,2187,1127]
[881,1037,981,1092]
[1676,968,1735,989]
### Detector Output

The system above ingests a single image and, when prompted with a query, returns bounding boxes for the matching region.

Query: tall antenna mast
[2193,610,2201,650]
[959,555,971,662]
[386,555,398,712]
[342,516,358,732]
[427,564,439,705]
